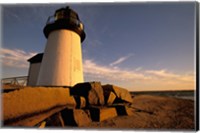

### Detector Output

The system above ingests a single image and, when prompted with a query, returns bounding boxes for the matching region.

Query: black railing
[46,16,84,30]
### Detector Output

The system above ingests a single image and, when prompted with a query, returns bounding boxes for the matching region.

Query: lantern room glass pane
[55,10,66,20]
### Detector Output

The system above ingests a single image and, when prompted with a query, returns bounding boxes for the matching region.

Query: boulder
[38,121,46,128]
[60,109,92,126]
[45,112,65,127]
[106,92,117,105]
[73,96,86,109]
[89,106,118,122]
[70,82,104,106]
[102,84,132,104]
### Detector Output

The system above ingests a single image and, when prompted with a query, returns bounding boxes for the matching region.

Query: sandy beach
[82,95,195,130]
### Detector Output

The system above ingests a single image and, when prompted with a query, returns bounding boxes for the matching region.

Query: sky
[0,2,197,91]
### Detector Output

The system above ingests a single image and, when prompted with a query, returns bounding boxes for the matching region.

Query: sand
[82,95,195,130]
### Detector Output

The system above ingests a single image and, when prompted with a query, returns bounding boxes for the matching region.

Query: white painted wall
[27,63,41,86]
[37,29,83,86]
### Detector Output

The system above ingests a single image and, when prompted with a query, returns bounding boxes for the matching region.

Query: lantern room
[44,6,85,42]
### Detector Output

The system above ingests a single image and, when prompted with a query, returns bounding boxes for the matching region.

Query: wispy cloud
[146,69,179,79]
[110,53,134,66]
[135,67,143,71]
[0,48,37,68]
[0,48,194,90]
[84,59,148,82]
[145,69,194,83]
[83,59,195,90]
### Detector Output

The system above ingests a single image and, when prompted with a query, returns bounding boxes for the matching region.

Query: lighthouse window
[79,23,83,30]
[70,12,77,19]
[55,10,65,20]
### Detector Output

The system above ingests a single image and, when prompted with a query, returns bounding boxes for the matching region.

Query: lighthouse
[37,6,86,87]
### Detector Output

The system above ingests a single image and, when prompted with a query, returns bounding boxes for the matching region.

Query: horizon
[0,2,197,91]
[131,89,195,92]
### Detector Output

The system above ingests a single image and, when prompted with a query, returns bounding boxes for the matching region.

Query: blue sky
[0,2,196,91]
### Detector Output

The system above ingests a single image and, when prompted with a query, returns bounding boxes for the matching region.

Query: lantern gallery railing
[46,15,84,31]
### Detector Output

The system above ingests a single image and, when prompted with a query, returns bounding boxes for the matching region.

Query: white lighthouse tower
[37,6,86,87]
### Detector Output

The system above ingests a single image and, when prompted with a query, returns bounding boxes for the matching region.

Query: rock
[70,82,105,106]
[38,121,46,128]
[60,109,92,126]
[3,87,72,122]
[115,105,127,116]
[73,96,86,109]
[106,92,117,105]
[73,109,91,126]
[88,105,134,122]
[45,112,65,127]
[102,84,132,104]
[89,106,118,122]
[3,105,67,127]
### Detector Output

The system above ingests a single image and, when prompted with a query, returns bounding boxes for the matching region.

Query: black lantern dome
[43,6,86,42]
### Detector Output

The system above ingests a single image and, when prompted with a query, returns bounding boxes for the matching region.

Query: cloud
[83,59,195,90]
[135,67,143,71]
[146,69,179,79]
[110,53,134,66]
[145,69,194,83]
[0,48,37,68]
[84,59,150,82]
[0,48,194,90]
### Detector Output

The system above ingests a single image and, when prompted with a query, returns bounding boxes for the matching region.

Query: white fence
[1,76,28,86]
